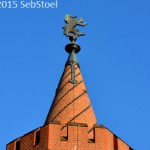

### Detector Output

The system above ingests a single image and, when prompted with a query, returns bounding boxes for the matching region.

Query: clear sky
[0,0,150,149]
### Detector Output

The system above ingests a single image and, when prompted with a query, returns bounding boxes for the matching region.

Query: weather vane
[63,14,87,43]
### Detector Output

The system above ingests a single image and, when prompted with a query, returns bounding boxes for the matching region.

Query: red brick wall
[7,125,49,150]
[7,122,132,150]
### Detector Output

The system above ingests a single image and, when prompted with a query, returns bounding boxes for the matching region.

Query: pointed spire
[45,42,97,139]
[45,15,97,139]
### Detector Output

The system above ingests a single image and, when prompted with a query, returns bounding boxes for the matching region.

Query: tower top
[6,15,133,150]
[44,15,97,139]
[63,14,87,43]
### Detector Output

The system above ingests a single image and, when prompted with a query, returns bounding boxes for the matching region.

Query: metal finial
[63,14,87,43]
[65,44,80,84]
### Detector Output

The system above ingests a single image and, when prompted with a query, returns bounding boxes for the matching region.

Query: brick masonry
[7,122,133,150]
[45,64,97,139]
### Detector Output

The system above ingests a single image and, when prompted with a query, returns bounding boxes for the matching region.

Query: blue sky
[0,0,150,149]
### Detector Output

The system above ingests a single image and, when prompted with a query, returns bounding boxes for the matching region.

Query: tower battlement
[7,122,132,150]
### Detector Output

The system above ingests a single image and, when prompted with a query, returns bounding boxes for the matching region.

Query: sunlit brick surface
[45,64,97,139]
[7,123,132,150]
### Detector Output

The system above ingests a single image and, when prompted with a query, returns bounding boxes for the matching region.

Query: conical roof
[45,43,97,138]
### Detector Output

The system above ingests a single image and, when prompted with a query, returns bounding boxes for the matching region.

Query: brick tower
[6,15,133,150]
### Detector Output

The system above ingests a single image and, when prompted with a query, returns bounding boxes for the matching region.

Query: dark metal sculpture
[63,14,87,42]
[63,14,87,84]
